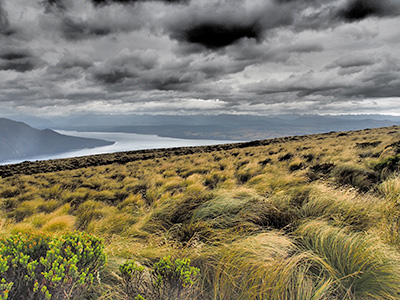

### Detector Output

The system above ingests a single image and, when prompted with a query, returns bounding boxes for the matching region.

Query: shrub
[119,256,200,300]
[0,232,107,300]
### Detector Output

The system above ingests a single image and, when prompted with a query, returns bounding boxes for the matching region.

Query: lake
[1,131,238,165]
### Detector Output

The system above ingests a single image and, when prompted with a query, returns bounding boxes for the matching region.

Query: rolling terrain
[1,126,400,299]
[0,118,114,163]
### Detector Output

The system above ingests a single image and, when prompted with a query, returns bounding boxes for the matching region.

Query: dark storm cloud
[41,0,68,13]
[164,1,295,50]
[337,0,400,22]
[0,48,44,72]
[91,0,188,5]
[0,0,13,35]
[41,0,188,11]
[182,22,262,49]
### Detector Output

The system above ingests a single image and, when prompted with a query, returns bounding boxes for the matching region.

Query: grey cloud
[45,54,94,81]
[326,55,377,69]
[41,0,188,12]
[91,0,188,6]
[93,69,133,84]
[41,0,68,13]
[165,0,294,50]
[337,0,400,22]
[61,17,112,40]
[242,55,400,101]
[0,0,13,35]
[40,0,144,41]
[90,50,159,85]
[0,48,44,72]
[185,23,261,49]
[54,54,93,70]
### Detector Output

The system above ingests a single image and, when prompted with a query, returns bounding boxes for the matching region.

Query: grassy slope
[1,126,400,299]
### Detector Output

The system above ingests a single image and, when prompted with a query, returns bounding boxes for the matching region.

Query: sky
[0,0,400,117]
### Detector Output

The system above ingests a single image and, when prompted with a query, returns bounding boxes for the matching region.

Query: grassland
[1,126,400,299]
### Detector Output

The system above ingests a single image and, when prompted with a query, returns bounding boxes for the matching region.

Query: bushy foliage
[119,255,200,300]
[0,232,107,300]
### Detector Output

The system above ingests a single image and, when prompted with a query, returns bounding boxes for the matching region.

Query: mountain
[43,114,400,140]
[0,118,114,163]
[2,113,400,141]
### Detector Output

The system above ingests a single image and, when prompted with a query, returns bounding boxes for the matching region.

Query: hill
[1,126,400,299]
[6,113,400,140]
[0,118,114,163]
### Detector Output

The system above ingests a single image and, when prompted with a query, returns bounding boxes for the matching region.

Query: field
[1,126,400,299]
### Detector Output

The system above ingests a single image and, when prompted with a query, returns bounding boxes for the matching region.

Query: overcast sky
[0,0,399,116]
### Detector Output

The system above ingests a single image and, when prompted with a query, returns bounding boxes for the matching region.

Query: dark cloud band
[0,49,43,72]
[183,22,262,49]
[338,0,400,21]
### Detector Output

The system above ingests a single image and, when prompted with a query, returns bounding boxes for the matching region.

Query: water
[0,131,237,165]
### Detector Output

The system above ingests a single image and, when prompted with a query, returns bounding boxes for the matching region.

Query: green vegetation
[0,232,106,299]
[1,125,400,299]
[119,255,200,299]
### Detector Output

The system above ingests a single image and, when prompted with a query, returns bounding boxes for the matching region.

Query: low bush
[119,255,200,300]
[0,232,107,300]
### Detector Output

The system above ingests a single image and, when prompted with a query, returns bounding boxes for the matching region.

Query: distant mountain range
[0,118,113,163]
[11,113,398,141]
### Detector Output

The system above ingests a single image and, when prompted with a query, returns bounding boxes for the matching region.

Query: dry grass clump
[296,220,400,299]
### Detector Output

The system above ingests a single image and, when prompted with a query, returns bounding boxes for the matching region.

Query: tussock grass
[296,220,400,299]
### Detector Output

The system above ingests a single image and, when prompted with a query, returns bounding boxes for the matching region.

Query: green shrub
[119,255,200,300]
[0,232,107,300]
[0,255,13,300]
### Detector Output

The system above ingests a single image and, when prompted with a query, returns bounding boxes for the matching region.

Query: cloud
[326,54,377,69]
[164,0,295,50]
[90,0,188,6]
[40,0,145,41]
[0,48,44,72]
[0,0,13,35]
[41,0,188,12]
[60,17,112,40]
[337,0,400,22]
[182,22,261,49]
[0,0,399,117]
[241,54,400,101]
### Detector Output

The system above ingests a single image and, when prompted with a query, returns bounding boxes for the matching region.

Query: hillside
[0,118,114,163]
[1,126,400,299]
